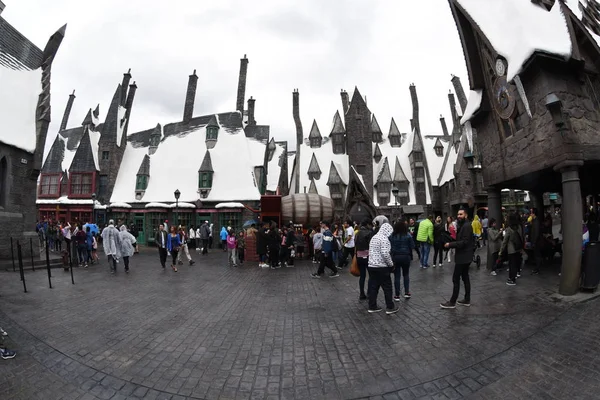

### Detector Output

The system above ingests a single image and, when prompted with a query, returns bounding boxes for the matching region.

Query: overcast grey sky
[4,0,468,152]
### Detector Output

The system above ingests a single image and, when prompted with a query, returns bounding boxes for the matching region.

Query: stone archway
[348,201,375,223]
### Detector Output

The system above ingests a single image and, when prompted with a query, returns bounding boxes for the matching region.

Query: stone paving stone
[0,247,599,399]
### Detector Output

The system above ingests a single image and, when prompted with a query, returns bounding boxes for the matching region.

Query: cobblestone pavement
[0,246,599,400]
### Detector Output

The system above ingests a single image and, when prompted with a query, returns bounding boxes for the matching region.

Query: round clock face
[495,58,506,76]
[492,76,515,119]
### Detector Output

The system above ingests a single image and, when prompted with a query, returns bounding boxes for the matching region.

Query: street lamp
[91,193,96,223]
[392,184,399,223]
[174,189,181,225]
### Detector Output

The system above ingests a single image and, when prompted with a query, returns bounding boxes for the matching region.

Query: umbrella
[83,223,99,234]
[242,220,259,228]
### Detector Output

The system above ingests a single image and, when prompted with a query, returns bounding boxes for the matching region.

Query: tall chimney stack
[60,90,76,131]
[183,70,198,123]
[448,92,459,126]
[451,75,467,112]
[236,55,249,115]
[440,115,449,137]
[247,96,256,126]
[409,84,420,135]
[0,1,6,15]
[292,89,303,194]
[121,69,131,106]
[124,81,137,134]
[340,90,349,115]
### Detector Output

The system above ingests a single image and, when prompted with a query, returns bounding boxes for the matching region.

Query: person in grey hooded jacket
[367,222,398,314]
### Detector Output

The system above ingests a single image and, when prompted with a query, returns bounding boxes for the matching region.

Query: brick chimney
[440,114,449,137]
[247,96,256,126]
[236,55,249,115]
[409,84,420,135]
[183,70,198,123]
[60,90,75,131]
[121,69,131,106]
[340,90,349,115]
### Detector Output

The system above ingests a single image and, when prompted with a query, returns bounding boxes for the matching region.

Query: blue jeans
[420,242,431,267]
[392,255,411,295]
[357,257,369,296]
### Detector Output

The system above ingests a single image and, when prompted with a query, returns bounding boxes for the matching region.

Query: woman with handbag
[166,226,181,272]
[353,218,373,300]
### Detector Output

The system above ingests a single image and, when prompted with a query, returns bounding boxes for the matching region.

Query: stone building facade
[37,56,288,244]
[449,0,600,295]
[0,4,65,259]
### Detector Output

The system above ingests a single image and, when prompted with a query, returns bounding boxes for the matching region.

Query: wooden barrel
[281,194,334,226]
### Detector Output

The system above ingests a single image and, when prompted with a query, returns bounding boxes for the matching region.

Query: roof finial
[71,89,75,95]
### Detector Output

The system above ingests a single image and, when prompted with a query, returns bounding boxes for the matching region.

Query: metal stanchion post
[17,242,27,293]
[45,236,52,289]
[10,237,15,272]
[29,237,35,272]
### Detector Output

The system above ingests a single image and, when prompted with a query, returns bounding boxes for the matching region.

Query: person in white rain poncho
[119,225,137,273]
[102,220,121,274]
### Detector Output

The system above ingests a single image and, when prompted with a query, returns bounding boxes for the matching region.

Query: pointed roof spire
[373,143,382,162]
[371,114,382,133]
[326,161,344,185]
[93,104,100,118]
[412,129,424,152]
[207,114,219,128]
[309,120,322,139]
[199,150,214,172]
[150,123,162,138]
[388,118,401,137]
[393,156,408,182]
[268,137,276,151]
[137,154,150,175]
[308,153,321,175]
[82,108,93,126]
[330,111,345,135]
[376,157,392,184]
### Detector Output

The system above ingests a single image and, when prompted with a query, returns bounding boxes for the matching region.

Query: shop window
[69,173,93,196]
[219,212,241,233]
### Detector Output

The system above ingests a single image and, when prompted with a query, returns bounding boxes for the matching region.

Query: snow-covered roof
[423,137,448,186]
[0,67,41,153]
[438,144,459,186]
[89,129,101,171]
[564,0,600,47]
[460,90,483,125]
[111,115,264,204]
[456,0,572,81]
[215,202,245,209]
[297,137,349,197]
[169,202,196,208]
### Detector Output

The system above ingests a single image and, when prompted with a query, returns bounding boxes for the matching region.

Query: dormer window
[199,172,213,188]
[69,172,93,197]
[435,146,443,156]
[332,134,345,154]
[372,132,382,143]
[39,173,60,197]
[329,183,342,198]
[206,126,219,140]
[310,137,322,148]
[378,182,391,196]
[136,175,148,191]
[389,136,401,147]
[413,152,423,162]
[149,135,160,147]
[308,171,321,181]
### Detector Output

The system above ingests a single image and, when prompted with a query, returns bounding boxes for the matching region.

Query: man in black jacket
[441,207,474,309]
[155,224,169,269]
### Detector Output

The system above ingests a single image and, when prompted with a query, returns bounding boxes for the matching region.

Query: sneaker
[84,264,88,268]
[433,264,437,268]
[329,272,340,278]
[189,260,195,266]
[125,268,129,273]
[404,293,411,299]
[172,265,178,272]
[310,273,321,279]
[178,261,184,265]
[386,307,399,315]
[368,307,382,313]
[490,271,497,276]
[0,328,7,336]
[440,301,456,309]
[532,270,539,275]
[457,299,471,307]
[516,273,521,278]
[0,348,16,359]
[506,279,516,286]
[393,296,401,302]
[359,294,367,300]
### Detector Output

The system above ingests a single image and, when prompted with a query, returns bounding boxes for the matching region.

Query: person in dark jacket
[389,220,414,300]
[354,218,373,300]
[311,221,339,278]
[441,208,474,308]
[432,216,445,267]
[267,222,281,269]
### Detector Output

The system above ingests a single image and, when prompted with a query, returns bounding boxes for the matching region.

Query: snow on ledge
[110,202,132,209]
[145,202,170,208]
[37,197,100,205]
[460,90,483,125]
[167,202,196,209]
[456,0,572,81]
[0,67,42,153]
[215,202,245,209]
